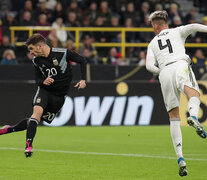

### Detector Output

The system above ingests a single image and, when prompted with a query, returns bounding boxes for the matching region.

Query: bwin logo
[43,96,154,126]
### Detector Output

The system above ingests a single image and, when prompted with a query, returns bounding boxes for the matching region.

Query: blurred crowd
[0,0,207,66]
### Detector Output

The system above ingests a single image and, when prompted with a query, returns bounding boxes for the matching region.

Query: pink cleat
[24,140,33,158]
[0,125,10,135]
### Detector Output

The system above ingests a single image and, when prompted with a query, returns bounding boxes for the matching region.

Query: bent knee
[184,85,200,99]
[31,106,44,122]
[168,107,180,119]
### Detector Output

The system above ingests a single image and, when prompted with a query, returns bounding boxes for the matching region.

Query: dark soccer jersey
[32,47,86,96]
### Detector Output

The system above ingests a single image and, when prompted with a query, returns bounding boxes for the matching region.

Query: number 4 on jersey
[158,39,173,53]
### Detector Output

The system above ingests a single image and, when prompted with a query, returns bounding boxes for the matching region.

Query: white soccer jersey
[146,24,207,74]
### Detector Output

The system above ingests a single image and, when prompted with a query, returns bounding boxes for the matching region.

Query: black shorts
[33,87,65,124]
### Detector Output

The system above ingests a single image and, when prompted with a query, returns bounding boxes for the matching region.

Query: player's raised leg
[184,86,206,138]
[25,105,42,158]
[169,107,187,177]
[0,118,29,135]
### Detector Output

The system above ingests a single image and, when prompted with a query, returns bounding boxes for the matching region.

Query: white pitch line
[0,147,207,161]
[182,154,207,157]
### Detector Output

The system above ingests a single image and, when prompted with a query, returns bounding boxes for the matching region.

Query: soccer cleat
[178,157,188,177]
[24,147,33,158]
[24,140,33,158]
[187,116,207,138]
[0,125,10,135]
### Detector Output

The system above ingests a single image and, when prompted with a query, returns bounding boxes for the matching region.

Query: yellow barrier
[10,26,207,57]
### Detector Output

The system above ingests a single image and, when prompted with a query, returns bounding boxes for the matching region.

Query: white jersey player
[146,10,207,177]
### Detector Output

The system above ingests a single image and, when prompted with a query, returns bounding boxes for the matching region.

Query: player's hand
[43,77,54,85]
[74,80,86,89]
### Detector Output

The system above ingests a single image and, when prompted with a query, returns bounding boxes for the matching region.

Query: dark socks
[4,117,39,149]
[7,118,28,133]
[26,118,39,147]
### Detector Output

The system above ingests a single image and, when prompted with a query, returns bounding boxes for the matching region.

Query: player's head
[149,11,168,34]
[26,33,47,57]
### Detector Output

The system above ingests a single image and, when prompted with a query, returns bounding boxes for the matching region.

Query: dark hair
[26,33,46,46]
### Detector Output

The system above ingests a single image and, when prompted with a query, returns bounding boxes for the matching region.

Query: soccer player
[0,33,86,158]
[146,11,207,176]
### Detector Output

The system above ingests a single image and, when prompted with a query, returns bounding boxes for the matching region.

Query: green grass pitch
[0,126,207,180]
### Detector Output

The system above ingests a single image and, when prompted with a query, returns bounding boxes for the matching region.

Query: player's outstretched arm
[74,80,86,89]
[67,50,87,80]
[179,23,207,39]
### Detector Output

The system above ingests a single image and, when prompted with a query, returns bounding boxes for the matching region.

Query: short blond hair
[3,49,16,59]
[149,10,168,25]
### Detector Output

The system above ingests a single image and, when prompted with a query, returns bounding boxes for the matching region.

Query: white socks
[188,96,200,118]
[170,119,183,159]
[169,96,200,160]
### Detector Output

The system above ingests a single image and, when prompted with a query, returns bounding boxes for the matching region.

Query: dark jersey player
[0,34,87,157]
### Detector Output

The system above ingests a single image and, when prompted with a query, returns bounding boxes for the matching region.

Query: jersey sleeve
[178,24,207,39]
[32,58,45,85]
[66,50,87,80]
[34,65,44,85]
[146,45,160,74]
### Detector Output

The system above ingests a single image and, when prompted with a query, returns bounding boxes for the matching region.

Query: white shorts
[159,60,200,112]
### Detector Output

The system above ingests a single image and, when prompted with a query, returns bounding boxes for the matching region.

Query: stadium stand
[0,0,207,69]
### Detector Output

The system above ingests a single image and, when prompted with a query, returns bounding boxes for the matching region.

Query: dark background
[0,81,169,126]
